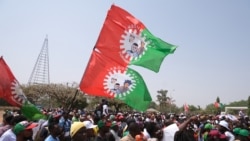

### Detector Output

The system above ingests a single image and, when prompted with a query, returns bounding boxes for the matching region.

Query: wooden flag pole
[67,88,79,113]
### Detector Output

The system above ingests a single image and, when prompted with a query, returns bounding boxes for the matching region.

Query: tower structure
[28,35,50,85]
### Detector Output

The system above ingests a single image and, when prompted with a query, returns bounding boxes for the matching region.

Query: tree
[148,101,158,109]
[204,103,217,114]
[156,90,170,113]
[22,83,88,109]
[108,98,128,113]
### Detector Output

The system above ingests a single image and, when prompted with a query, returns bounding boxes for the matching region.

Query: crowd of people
[0,100,249,141]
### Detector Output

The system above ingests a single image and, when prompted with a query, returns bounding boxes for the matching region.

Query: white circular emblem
[119,27,148,62]
[103,67,135,98]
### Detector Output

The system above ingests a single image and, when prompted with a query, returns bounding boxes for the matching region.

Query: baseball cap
[204,123,212,130]
[70,122,85,137]
[13,121,38,135]
[97,120,111,129]
[83,120,97,129]
[233,127,241,135]
[238,129,249,137]
[219,120,229,130]
[111,121,118,127]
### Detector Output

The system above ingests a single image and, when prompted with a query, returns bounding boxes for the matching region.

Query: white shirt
[0,129,16,141]
[225,131,235,141]
[103,104,108,116]
[161,123,179,141]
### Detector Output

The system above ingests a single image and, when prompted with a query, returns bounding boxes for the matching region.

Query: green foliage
[228,100,247,106]
[70,93,88,110]
[148,101,158,109]
[204,103,217,114]
[22,83,88,109]
[156,90,170,113]
[108,98,128,113]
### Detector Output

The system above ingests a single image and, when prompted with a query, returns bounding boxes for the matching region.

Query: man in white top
[102,100,109,116]
[161,116,197,141]
[218,120,235,141]
[0,128,16,141]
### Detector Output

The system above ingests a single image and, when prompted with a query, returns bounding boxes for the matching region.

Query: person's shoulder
[0,129,16,141]
[44,135,56,141]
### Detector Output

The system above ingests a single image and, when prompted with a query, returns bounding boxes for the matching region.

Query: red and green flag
[214,102,224,109]
[94,5,177,73]
[80,4,177,111]
[80,51,152,111]
[184,103,189,112]
[0,57,45,120]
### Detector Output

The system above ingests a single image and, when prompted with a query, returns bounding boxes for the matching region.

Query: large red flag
[94,5,176,72]
[0,57,46,120]
[0,57,28,107]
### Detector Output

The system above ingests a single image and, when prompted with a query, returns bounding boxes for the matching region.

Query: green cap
[238,129,249,137]
[97,120,105,128]
[13,121,38,135]
[233,127,241,135]
[204,123,212,130]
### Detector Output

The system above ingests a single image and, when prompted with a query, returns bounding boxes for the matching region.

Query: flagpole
[67,88,79,113]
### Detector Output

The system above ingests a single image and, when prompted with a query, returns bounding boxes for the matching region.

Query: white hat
[83,120,97,129]
[219,120,229,130]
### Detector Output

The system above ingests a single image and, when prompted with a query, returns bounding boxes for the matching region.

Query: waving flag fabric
[184,103,189,112]
[0,57,45,120]
[214,102,224,109]
[0,57,28,107]
[95,5,177,73]
[80,51,152,111]
[80,4,177,111]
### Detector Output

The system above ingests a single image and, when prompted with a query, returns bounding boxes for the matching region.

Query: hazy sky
[1,0,249,108]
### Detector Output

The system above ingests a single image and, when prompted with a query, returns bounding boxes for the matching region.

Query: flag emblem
[120,26,148,62]
[104,66,136,98]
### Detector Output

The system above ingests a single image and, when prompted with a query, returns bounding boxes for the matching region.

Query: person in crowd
[217,120,235,141]
[107,121,120,141]
[34,114,61,141]
[58,112,71,141]
[235,128,249,141]
[83,120,97,141]
[120,121,141,141]
[0,114,13,137]
[206,129,228,141]
[71,113,79,123]
[102,100,109,117]
[161,115,197,141]
[44,122,62,141]
[232,127,241,139]
[13,120,38,141]
[70,122,88,141]
[202,123,213,141]
[146,122,163,141]
[94,120,111,141]
[0,115,27,141]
